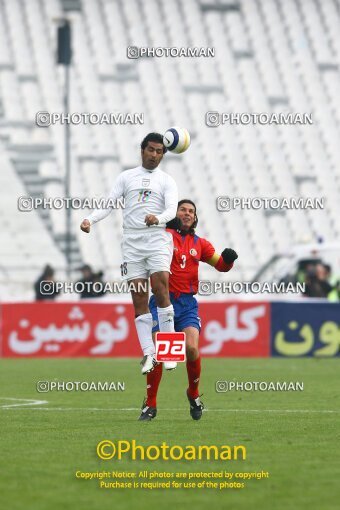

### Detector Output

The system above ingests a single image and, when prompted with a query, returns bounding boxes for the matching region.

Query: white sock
[134,313,155,356]
[157,305,175,333]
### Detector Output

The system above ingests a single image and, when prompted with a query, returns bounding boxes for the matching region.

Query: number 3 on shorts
[120,262,128,276]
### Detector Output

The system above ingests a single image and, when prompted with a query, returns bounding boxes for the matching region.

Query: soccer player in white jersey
[80,133,178,374]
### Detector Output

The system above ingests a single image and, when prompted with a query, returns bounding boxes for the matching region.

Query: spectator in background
[34,264,59,301]
[323,264,332,281]
[297,259,321,285]
[323,264,340,302]
[304,263,333,298]
[77,264,106,299]
[280,259,321,288]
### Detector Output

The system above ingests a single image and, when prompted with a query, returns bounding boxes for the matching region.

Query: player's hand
[80,219,91,233]
[221,248,238,264]
[145,214,159,226]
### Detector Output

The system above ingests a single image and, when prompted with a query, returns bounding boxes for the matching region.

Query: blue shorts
[149,292,201,333]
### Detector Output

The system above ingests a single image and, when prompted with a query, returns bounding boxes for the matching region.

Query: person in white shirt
[80,133,178,373]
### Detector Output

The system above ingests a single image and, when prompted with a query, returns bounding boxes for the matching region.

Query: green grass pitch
[1,358,339,510]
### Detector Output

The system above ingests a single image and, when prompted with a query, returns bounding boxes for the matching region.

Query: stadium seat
[0,0,339,297]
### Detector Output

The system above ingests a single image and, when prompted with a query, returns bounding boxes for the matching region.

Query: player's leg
[121,234,156,374]
[150,270,171,306]
[130,278,157,375]
[139,324,163,421]
[130,277,149,317]
[174,294,204,420]
[184,326,201,397]
[151,270,177,370]
[148,230,177,370]
[151,271,174,328]
[183,326,204,420]
[138,291,179,420]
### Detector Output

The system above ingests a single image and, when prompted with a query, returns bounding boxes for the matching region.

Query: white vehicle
[253,243,340,289]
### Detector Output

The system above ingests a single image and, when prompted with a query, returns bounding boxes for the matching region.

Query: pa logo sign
[155,332,186,362]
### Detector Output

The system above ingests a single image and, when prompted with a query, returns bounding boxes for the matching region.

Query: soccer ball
[163,127,191,154]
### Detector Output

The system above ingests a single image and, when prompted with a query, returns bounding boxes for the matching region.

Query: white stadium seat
[0,0,339,296]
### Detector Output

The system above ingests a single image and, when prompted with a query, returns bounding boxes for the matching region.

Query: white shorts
[120,229,173,281]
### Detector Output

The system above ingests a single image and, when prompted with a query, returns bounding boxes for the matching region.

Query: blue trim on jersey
[149,293,201,333]
[194,234,199,244]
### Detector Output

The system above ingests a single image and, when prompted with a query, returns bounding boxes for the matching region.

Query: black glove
[221,248,238,264]
[166,217,183,231]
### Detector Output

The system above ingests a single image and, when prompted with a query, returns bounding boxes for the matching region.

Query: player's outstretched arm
[201,239,238,272]
[80,173,124,232]
[211,247,238,272]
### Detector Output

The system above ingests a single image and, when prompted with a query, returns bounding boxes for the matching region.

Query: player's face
[177,203,196,230]
[141,141,164,170]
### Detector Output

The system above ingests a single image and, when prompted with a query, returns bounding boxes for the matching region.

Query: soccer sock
[134,313,155,356]
[146,363,163,407]
[186,357,201,399]
[157,304,175,332]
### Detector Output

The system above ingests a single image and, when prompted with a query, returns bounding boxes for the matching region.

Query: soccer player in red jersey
[138,199,238,421]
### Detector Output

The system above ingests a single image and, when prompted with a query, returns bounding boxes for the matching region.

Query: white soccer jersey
[87,165,178,232]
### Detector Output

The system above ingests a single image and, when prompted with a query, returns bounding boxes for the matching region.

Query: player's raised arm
[80,173,125,233]
[200,238,238,272]
[155,175,178,225]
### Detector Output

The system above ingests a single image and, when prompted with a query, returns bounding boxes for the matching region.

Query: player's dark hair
[178,199,198,233]
[141,132,167,153]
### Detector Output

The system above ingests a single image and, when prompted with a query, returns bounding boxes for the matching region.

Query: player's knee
[152,282,170,306]
[152,279,168,295]
[186,344,199,361]
[132,291,147,304]
[131,290,149,314]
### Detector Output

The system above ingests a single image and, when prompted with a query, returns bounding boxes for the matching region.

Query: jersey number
[138,190,152,202]
[180,255,186,268]
[120,262,128,276]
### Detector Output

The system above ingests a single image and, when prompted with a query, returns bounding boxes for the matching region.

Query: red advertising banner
[1,303,139,358]
[199,302,270,357]
[0,301,270,357]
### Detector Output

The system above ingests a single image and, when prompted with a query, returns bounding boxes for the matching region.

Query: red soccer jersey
[167,229,232,295]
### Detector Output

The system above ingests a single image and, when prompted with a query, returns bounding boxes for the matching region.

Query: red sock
[146,363,163,407]
[186,357,201,399]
